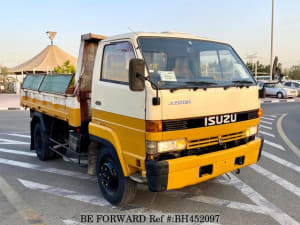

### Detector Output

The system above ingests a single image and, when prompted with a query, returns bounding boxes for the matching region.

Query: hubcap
[99,160,118,191]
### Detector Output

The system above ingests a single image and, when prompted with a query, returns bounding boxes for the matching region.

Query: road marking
[62,157,88,164]
[19,179,164,215]
[0,138,30,145]
[269,115,278,118]
[270,99,280,103]
[0,148,35,156]
[261,117,274,121]
[166,189,282,216]
[16,173,300,225]
[211,177,231,185]
[18,179,111,207]
[287,99,295,102]
[259,131,275,138]
[264,140,285,151]
[20,177,281,225]
[186,194,274,215]
[0,148,88,164]
[277,114,300,158]
[250,164,300,197]
[260,120,272,125]
[223,173,299,225]
[0,157,96,181]
[217,178,231,185]
[0,176,47,225]
[259,124,272,130]
[262,151,300,173]
[0,132,29,135]
[7,133,31,138]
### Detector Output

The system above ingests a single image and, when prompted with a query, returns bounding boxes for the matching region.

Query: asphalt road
[0,103,299,225]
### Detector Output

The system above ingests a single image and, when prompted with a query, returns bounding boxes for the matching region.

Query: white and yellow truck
[21,32,264,206]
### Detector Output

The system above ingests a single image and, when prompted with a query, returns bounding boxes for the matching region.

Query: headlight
[245,126,258,137]
[146,139,186,154]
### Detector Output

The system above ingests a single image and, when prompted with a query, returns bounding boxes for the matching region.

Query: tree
[246,61,271,74]
[287,65,300,80]
[53,60,76,74]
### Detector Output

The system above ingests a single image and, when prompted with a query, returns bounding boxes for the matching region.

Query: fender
[31,111,48,131]
[89,122,129,176]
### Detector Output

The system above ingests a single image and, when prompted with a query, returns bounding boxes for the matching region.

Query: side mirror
[129,58,145,91]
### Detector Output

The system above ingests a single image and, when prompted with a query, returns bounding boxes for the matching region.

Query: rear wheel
[33,123,55,161]
[96,147,136,206]
[276,92,283,99]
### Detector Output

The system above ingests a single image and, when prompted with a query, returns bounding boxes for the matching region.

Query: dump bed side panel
[21,90,81,127]
[20,74,81,127]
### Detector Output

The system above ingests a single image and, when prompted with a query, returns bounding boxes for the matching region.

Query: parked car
[283,81,300,96]
[263,82,298,99]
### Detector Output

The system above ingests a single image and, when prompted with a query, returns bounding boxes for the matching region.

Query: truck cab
[88,32,263,203]
[21,32,263,206]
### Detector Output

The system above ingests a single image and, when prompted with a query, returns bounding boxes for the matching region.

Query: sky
[0,0,299,69]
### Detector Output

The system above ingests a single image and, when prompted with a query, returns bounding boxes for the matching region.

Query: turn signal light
[258,108,263,118]
[146,120,162,132]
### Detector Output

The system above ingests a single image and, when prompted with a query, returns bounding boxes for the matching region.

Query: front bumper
[146,137,263,192]
[287,94,298,98]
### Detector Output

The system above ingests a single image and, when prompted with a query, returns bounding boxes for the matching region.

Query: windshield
[138,37,255,89]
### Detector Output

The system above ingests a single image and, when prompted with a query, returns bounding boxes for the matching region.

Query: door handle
[95,101,101,106]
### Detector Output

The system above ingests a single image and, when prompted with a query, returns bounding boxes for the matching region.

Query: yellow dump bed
[21,74,82,127]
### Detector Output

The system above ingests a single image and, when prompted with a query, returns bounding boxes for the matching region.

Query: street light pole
[270,0,274,81]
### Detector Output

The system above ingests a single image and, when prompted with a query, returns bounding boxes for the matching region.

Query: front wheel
[276,92,284,99]
[96,147,136,206]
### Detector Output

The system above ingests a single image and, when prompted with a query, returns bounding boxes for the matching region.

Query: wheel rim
[99,159,119,192]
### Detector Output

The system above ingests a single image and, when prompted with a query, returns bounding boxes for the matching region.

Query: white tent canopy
[9,43,77,74]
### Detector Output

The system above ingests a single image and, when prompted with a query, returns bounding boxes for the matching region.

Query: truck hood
[159,86,260,120]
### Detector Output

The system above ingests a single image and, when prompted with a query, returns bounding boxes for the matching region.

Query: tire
[96,147,136,206]
[276,92,284,99]
[33,123,54,161]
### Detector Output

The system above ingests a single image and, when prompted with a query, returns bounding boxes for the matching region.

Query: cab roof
[103,31,227,45]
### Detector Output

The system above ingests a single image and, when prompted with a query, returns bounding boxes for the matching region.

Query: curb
[277,114,300,158]
[261,99,299,104]
[0,107,26,111]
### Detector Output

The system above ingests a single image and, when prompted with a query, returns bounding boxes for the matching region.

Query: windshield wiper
[170,81,217,92]
[231,80,254,87]
[185,81,217,85]
[231,80,254,84]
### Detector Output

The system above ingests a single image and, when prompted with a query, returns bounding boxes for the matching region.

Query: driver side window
[101,42,135,84]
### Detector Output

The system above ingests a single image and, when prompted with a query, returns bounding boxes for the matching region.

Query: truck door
[91,41,146,168]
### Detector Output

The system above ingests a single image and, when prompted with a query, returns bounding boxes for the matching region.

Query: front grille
[187,131,245,149]
[163,109,258,131]
[164,120,188,131]
[247,111,258,120]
